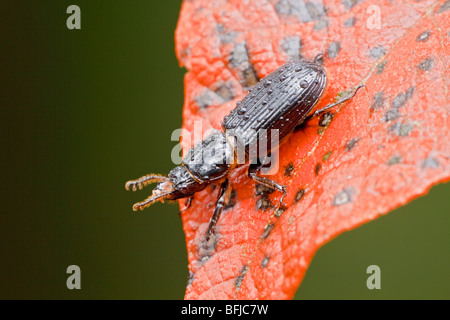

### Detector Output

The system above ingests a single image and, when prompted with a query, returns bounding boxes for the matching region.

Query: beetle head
[125,174,178,211]
[125,165,207,211]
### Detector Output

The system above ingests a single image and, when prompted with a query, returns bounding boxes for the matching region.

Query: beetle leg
[248,162,287,206]
[179,196,193,215]
[204,179,231,242]
[304,84,365,122]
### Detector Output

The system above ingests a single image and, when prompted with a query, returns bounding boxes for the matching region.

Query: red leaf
[175,0,450,299]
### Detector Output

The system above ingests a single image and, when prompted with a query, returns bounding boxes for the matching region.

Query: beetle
[125,55,364,242]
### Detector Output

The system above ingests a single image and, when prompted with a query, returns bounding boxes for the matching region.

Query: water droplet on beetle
[300,80,308,88]
[264,80,272,87]
[295,67,303,72]
[243,115,249,120]
[237,107,246,115]
[267,89,273,94]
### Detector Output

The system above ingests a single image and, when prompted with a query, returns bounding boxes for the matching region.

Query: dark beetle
[125,55,363,241]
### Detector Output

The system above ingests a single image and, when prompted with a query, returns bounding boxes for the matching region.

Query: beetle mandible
[125,55,364,241]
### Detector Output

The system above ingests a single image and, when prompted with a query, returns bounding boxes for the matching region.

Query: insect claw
[280,186,288,207]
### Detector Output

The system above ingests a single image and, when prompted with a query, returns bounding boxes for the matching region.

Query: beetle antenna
[314,53,324,64]
[306,84,366,121]
[125,174,169,192]
[132,191,174,211]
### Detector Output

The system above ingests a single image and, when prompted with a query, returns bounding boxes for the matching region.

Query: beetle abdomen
[222,60,327,157]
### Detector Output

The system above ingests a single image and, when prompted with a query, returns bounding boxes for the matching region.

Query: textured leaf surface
[175,0,449,299]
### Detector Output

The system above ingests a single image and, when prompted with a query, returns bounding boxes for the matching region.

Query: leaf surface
[175,0,450,299]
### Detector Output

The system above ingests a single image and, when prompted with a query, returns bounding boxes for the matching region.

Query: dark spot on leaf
[315,163,322,176]
[387,155,402,165]
[195,90,214,108]
[392,92,407,109]
[261,256,270,268]
[371,92,385,110]
[333,188,353,206]
[257,194,273,211]
[416,30,431,42]
[295,189,305,202]
[275,206,287,218]
[197,232,219,263]
[217,25,237,44]
[322,150,333,162]
[187,271,195,286]
[276,0,325,22]
[215,82,235,102]
[281,36,302,61]
[314,18,328,30]
[437,0,450,13]
[242,66,259,88]
[344,17,355,27]
[418,57,434,71]
[406,86,415,100]
[384,108,399,122]
[179,48,191,64]
[370,45,386,59]
[345,137,359,151]
[220,32,238,44]
[230,43,259,88]
[388,122,414,137]
[230,43,249,68]
[343,0,358,10]
[235,265,249,290]
[376,60,388,74]
[284,163,295,177]
[305,1,326,20]
[256,183,275,195]
[260,222,275,240]
[327,42,341,59]
[391,86,414,109]
[319,112,334,127]
[422,157,440,169]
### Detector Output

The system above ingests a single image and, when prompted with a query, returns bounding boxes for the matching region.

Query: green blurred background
[0,1,448,300]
